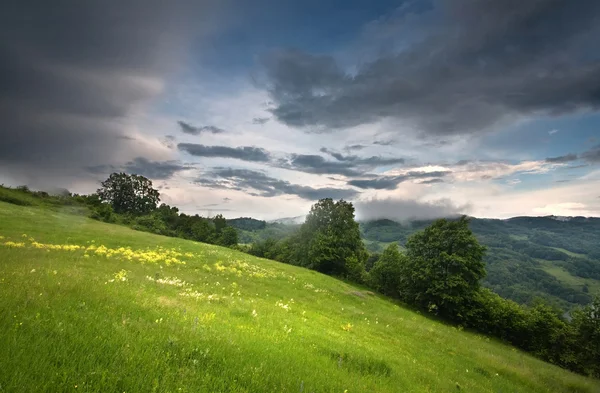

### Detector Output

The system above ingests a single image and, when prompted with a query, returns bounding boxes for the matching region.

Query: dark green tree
[295,198,367,277]
[404,216,486,318]
[213,214,227,234]
[190,219,216,243]
[97,173,160,215]
[569,296,600,377]
[369,243,406,298]
[218,226,239,247]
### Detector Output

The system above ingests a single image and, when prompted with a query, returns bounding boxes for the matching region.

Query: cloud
[198,168,359,200]
[252,117,270,125]
[177,121,226,135]
[123,157,189,179]
[161,135,177,149]
[373,140,395,146]
[283,154,362,176]
[178,143,271,162]
[262,1,600,134]
[348,170,450,190]
[581,145,600,163]
[345,144,366,151]
[277,149,406,177]
[319,147,405,166]
[549,129,559,135]
[355,197,471,222]
[87,157,190,180]
[448,160,557,182]
[419,178,444,184]
[546,153,579,163]
[0,0,220,186]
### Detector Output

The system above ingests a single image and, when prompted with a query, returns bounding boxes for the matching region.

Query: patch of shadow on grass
[347,290,375,298]
[473,367,491,378]
[325,350,392,377]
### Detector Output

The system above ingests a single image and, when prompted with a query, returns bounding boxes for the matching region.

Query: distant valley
[230,215,600,311]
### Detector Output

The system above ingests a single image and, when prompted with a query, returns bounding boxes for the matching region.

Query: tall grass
[0,201,598,392]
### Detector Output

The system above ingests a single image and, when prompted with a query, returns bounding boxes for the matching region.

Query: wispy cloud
[178,121,226,135]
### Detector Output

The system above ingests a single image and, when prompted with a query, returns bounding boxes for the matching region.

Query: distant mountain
[227,217,267,231]
[268,215,306,225]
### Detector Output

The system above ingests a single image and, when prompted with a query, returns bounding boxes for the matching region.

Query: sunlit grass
[0,201,598,392]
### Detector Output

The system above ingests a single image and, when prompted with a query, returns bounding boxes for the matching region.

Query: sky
[1,0,600,221]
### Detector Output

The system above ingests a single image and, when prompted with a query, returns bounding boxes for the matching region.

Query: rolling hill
[1,201,598,392]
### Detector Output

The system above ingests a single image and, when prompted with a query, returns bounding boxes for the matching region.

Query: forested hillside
[233,216,600,311]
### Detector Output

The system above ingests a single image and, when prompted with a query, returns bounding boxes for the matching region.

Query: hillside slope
[1,202,598,392]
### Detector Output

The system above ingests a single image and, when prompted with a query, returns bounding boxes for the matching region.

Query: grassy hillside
[1,202,598,392]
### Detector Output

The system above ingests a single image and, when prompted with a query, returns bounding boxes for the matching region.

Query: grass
[0,202,598,393]
[540,263,600,294]
[551,247,587,259]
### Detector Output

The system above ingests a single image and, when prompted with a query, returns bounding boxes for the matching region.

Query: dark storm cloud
[87,157,190,180]
[0,0,219,187]
[199,168,359,200]
[178,143,271,162]
[262,1,600,134]
[177,121,226,135]
[348,171,451,190]
[545,154,579,163]
[252,117,271,125]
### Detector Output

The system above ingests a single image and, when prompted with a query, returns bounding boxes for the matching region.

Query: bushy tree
[190,219,216,243]
[404,216,486,319]
[154,203,180,228]
[213,214,227,234]
[218,226,239,247]
[569,296,600,376]
[295,198,367,277]
[369,243,406,298]
[97,173,159,215]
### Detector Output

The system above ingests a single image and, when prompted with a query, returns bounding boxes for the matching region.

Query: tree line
[87,173,238,247]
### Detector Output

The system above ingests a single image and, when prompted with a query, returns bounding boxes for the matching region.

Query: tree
[369,243,406,298]
[404,216,486,319]
[97,173,160,215]
[213,214,227,234]
[295,198,367,277]
[218,226,239,247]
[570,296,600,377]
[190,218,216,243]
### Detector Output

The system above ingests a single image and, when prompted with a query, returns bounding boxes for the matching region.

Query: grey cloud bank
[263,1,600,135]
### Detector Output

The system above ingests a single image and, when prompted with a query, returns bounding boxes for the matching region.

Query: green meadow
[1,201,598,393]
